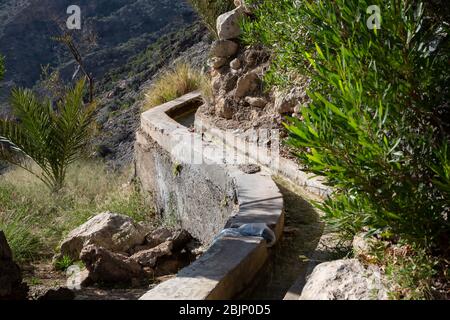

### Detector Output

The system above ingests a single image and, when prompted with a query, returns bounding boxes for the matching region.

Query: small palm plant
[0,78,96,192]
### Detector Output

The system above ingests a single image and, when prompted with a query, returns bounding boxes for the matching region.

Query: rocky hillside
[0,0,211,169]
[93,22,210,168]
[0,0,197,105]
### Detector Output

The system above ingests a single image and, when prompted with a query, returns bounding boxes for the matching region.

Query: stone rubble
[56,214,202,287]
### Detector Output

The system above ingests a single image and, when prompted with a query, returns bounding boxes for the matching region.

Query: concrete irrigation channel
[134,92,330,300]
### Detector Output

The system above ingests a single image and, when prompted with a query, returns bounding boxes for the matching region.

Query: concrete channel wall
[135,92,285,300]
[195,112,331,198]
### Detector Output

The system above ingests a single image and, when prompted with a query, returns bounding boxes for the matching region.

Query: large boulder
[300,259,388,300]
[58,212,148,261]
[216,97,235,119]
[0,231,29,300]
[80,245,144,285]
[217,7,244,40]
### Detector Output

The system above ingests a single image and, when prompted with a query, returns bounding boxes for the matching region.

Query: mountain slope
[0,0,197,104]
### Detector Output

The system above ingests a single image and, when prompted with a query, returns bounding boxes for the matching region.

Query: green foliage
[188,0,235,38]
[0,78,96,191]
[0,162,154,262]
[54,255,74,271]
[243,0,450,251]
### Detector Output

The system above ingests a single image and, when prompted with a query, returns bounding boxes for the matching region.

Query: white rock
[59,212,148,260]
[300,259,388,300]
[217,7,244,40]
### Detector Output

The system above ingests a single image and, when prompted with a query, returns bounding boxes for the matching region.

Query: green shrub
[0,162,153,262]
[242,0,450,251]
[372,241,441,299]
[0,78,96,191]
[54,255,74,271]
[188,0,235,38]
[143,63,204,110]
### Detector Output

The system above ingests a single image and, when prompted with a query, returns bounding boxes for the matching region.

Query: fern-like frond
[0,78,96,191]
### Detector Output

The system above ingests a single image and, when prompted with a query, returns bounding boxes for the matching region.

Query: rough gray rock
[211,40,239,58]
[235,72,260,98]
[209,57,228,69]
[245,96,267,108]
[300,259,388,300]
[80,245,144,285]
[274,87,307,114]
[145,227,173,248]
[238,164,262,174]
[58,212,148,261]
[352,233,373,257]
[217,7,244,40]
[170,230,193,252]
[235,0,258,14]
[216,97,235,119]
[130,241,173,268]
[154,252,192,277]
[0,231,29,300]
[221,73,239,93]
[230,58,241,70]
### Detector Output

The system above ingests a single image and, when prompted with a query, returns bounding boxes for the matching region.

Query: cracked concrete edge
[137,92,284,300]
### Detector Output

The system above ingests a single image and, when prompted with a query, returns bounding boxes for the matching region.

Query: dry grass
[0,161,154,262]
[188,0,235,38]
[143,63,205,111]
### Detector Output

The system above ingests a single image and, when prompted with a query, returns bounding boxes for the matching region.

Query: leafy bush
[242,0,450,251]
[0,78,96,191]
[188,0,235,38]
[143,63,204,110]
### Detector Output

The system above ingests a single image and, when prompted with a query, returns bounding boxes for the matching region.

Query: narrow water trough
[135,92,285,300]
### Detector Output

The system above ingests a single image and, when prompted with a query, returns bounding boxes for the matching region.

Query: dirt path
[239,177,327,300]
